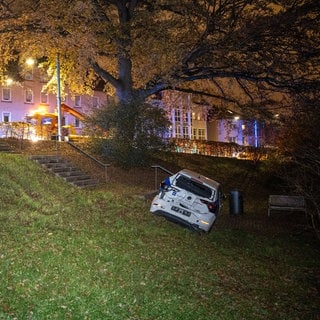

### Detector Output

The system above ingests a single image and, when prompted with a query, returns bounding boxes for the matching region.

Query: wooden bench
[268,195,306,217]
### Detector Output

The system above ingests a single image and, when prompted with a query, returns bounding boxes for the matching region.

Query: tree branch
[91,62,120,89]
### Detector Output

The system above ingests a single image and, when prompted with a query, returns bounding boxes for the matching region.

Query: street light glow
[6,78,13,85]
[26,58,35,66]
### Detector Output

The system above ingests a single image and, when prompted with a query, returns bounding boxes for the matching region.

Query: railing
[67,141,111,183]
[151,165,174,191]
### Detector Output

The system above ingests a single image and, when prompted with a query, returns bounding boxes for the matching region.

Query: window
[2,88,11,101]
[183,126,189,139]
[175,174,213,199]
[75,95,81,107]
[25,70,33,80]
[39,69,49,82]
[174,109,181,122]
[196,111,206,121]
[40,92,48,104]
[2,112,11,122]
[92,96,99,108]
[175,125,182,138]
[198,128,205,140]
[192,128,197,140]
[75,118,80,128]
[184,112,189,123]
[25,89,33,103]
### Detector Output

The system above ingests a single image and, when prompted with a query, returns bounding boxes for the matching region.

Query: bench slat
[268,195,306,216]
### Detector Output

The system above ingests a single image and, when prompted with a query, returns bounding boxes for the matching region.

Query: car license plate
[171,206,191,217]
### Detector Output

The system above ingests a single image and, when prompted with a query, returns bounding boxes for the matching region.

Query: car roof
[177,169,220,189]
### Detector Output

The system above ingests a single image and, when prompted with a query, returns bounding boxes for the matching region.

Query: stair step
[45,162,74,170]
[63,174,92,182]
[74,179,99,187]
[52,168,81,174]
[30,155,99,188]
[0,141,12,152]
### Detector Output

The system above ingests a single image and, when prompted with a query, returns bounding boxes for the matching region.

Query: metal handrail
[67,141,111,182]
[151,165,174,190]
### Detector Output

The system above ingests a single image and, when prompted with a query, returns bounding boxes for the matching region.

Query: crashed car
[150,169,223,232]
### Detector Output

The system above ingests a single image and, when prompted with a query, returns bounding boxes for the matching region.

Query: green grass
[0,153,319,319]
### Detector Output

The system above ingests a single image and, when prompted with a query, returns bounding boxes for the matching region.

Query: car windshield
[174,174,213,199]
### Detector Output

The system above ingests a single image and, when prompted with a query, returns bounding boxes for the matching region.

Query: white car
[150,169,223,232]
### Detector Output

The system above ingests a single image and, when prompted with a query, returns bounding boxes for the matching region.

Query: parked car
[150,169,223,232]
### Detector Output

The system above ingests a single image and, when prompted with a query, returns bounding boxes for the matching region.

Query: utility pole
[56,53,62,141]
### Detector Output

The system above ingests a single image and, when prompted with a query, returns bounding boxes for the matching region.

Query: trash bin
[229,190,243,215]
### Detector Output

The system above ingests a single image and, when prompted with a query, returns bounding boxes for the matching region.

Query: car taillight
[200,199,216,213]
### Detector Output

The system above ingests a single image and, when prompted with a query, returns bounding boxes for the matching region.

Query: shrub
[85,100,170,167]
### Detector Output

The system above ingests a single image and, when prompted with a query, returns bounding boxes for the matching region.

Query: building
[1,65,263,149]
[160,91,208,141]
[159,90,264,148]
[0,64,107,140]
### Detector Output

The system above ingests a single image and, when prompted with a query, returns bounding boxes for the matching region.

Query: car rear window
[174,174,213,199]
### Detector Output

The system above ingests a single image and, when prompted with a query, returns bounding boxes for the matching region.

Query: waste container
[229,190,243,215]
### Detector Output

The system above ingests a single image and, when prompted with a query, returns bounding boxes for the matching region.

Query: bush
[85,100,170,167]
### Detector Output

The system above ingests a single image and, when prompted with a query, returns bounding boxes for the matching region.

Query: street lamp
[26,58,35,67]
[5,78,13,86]
[56,53,62,141]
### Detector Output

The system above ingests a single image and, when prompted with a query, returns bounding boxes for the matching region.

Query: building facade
[1,67,263,147]
[160,91,264,148]
[0,66,106,139]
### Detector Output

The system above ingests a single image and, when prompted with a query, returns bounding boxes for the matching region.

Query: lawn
[0,153,319,319]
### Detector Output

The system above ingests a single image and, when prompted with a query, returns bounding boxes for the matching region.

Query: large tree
[0,0,319,112]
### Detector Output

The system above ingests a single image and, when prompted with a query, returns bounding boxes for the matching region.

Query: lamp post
[254,120,259,148]
[56,53,62,141]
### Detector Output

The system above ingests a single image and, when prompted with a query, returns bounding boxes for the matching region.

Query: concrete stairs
[0,140,12,152]
[30,155,99,188]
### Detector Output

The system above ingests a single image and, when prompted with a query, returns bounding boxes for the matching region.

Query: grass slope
[0,153,319,319]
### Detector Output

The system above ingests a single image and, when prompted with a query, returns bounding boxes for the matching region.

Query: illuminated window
[174,109,181,122]
[175,125,182,138]
[183,126,189,139]
[198,128,205,140]
[2,88,11,101]
[192,128,197,139]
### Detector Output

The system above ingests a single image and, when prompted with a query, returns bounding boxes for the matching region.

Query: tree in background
[0,1,319,165]
[0,0,318,109]
[276,84,320,238]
